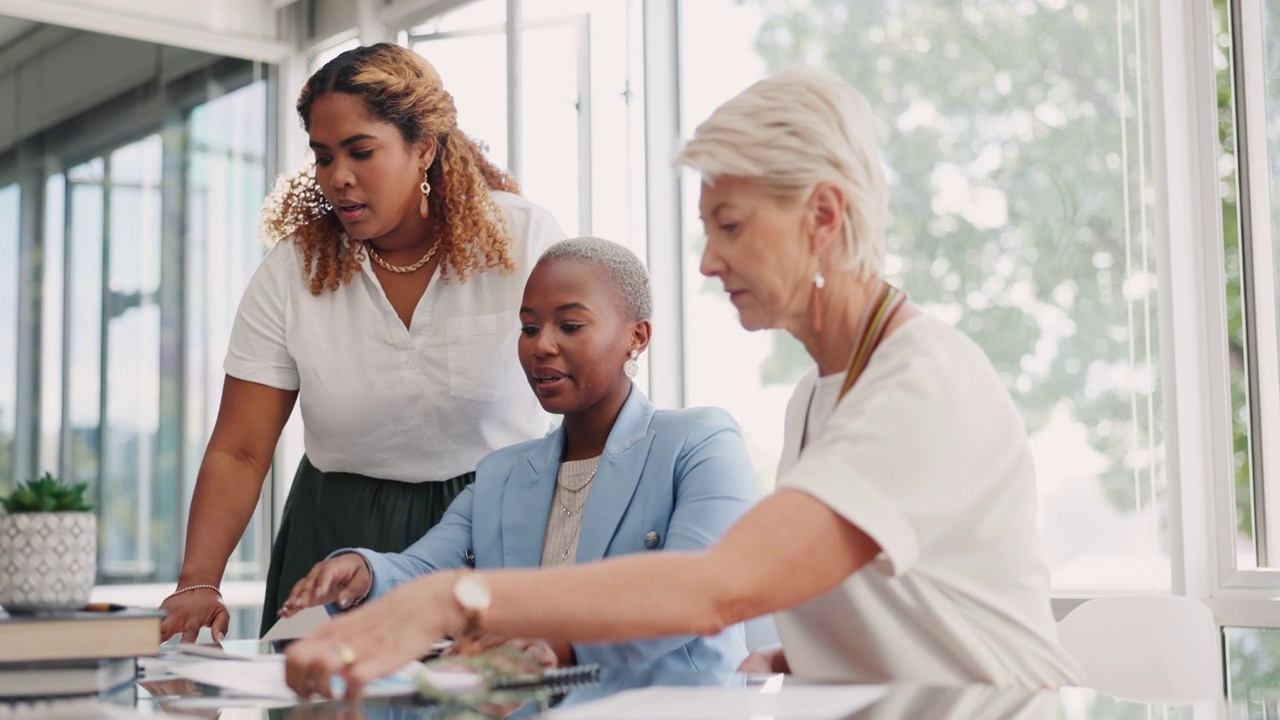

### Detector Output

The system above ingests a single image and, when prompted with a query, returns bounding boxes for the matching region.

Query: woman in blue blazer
[280,237,758,674]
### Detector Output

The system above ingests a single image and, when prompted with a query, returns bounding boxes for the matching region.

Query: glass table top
[5,640,1268,720]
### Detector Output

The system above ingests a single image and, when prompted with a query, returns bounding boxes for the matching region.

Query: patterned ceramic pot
[0,512,97,613]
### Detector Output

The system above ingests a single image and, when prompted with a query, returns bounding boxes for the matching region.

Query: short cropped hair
[675,67,886,280]
[539,237,652,322]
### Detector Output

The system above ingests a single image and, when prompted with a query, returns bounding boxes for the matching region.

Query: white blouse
[775,314,1082,686]
[224,191,565,482]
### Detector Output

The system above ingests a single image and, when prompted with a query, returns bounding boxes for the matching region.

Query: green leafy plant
[0,473,93,514]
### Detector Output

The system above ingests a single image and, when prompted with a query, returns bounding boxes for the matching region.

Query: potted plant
[0,473,96,614]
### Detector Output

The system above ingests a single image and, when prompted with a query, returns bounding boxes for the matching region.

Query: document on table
[166,655,481,700]
[545,685,889,720]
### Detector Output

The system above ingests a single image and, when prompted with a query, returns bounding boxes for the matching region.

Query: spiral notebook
[489,664,600,694]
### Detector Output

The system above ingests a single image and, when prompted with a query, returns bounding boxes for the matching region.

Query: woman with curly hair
[158,43,565,641]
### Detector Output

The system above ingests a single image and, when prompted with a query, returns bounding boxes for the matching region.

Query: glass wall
[1,19,273,636]
[679,0,1164,593]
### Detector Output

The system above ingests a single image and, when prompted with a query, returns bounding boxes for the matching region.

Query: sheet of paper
[545,685,889,720]
[168,656,432,700]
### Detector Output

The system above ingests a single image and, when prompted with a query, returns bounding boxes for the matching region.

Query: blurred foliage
[740,0,1280,693]
[740,0,1257,538]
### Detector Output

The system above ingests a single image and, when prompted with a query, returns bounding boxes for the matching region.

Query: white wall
[0,0,289,62]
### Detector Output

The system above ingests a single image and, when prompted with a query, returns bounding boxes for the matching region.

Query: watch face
[455,574,492,611]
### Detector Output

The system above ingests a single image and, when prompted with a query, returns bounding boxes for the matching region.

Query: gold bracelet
[166,584,222,601]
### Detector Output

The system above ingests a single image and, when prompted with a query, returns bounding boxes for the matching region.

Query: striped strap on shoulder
[837,282,908,401]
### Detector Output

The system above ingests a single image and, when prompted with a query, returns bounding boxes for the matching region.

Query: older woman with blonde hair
[159,43,564,641]
[283,66,1081,696]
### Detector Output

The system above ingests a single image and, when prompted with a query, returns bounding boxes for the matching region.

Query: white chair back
[1057,595,1220,703]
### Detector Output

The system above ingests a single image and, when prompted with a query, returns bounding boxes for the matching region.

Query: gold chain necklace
[365,240,440,274]
[556,467,598,515]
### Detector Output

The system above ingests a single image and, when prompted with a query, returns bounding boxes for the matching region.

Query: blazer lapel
[575,387,656,564]
[501,427,562,568]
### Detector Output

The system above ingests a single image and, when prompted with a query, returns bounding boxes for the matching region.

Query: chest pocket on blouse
[447,311,524,402]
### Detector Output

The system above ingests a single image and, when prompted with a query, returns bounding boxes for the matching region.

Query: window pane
[39,174,65,481]
[409,0,505,34]
[521,0,646,249]
[679,0,1164,591]
[521,21,581,234]
[1268,0,1280,272]
[1235,0,1280,569]
[410,4,509,170]
[101,135,163,581]
[309,37,359,74]
[0,183,18,491]
[67,160,104,496]
[1226,627,1280,703]
[1221,0,1280,571]
[187,80,271,585]
[1215,0,1255,570]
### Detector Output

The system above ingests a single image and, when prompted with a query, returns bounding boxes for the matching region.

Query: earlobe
[808,183,846,256]
[631,320,653,353]
[418,137,438,168]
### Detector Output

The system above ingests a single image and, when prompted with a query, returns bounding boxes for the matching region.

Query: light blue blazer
[341,385,758,673]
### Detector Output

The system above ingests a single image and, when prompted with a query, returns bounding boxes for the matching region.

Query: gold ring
[335,642,357,667]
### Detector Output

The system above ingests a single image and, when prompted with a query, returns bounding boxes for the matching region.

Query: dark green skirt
[259,455,475,637]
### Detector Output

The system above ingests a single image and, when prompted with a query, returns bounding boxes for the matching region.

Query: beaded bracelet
[165,584,222,601]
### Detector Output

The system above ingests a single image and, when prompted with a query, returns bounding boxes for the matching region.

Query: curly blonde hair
[261,43,520,295]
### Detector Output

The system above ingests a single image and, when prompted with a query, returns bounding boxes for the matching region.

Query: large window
[3,21,274,637]
[679,0,1164,593]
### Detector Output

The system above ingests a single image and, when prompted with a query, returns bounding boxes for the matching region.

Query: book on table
[0,608,163,663]
[0,657,137,699]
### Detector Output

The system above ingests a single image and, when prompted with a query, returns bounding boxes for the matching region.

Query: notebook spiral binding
[489,664,600,695]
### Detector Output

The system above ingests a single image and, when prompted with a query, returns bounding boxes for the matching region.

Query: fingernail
[215,631,225,642]
[313,586,322,599]
[339,596,350,608]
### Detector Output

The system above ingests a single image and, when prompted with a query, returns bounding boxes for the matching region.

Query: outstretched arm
[285,488,878,699]
[161,377,296,643]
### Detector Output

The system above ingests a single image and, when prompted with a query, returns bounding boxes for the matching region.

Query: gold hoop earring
[419,170,431,219]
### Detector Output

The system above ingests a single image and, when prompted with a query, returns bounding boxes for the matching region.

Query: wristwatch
[452,572,492,638]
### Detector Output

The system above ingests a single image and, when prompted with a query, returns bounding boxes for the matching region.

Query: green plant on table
[0,472,93,514]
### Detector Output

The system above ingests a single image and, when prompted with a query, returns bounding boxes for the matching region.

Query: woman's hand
[447,634,562,669]
[736,644,789,674]
[284,572,458,701]
[280,553,372,617]
[159,588,229,644]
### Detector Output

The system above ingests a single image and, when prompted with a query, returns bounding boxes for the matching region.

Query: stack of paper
[165,655,480,700]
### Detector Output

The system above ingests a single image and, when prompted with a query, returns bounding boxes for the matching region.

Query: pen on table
[83,602,127,612]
